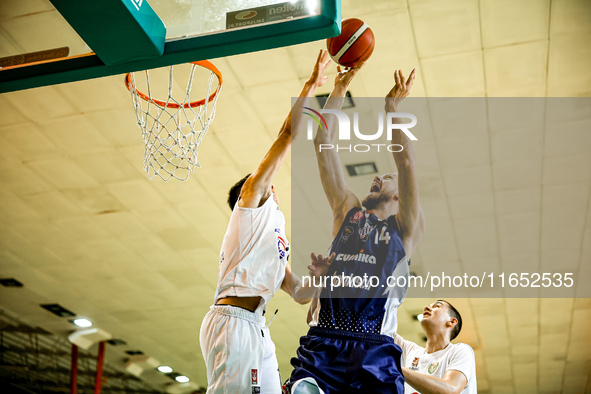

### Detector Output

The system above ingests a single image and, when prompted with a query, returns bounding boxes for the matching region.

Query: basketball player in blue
[284,66,424,394]
[200,50,332,394]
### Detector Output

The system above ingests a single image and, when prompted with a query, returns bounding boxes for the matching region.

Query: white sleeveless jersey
[214,195,290,314]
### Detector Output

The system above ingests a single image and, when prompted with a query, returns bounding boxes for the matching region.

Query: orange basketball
[327,18,375,68]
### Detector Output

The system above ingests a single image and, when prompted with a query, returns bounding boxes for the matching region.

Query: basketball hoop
[124,60,223,181]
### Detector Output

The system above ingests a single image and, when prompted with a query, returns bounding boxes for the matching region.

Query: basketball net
[125,61,223,181]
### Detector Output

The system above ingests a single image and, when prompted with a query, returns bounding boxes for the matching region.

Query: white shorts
[200,305,281,394]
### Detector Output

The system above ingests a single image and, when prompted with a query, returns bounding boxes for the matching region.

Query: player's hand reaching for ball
[308,252,335,278]
[386,68,416,111]
[307,49,332,88]
[334,62,364,92]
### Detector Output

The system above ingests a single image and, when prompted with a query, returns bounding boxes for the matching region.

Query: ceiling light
[0,278,23,287]
[40,304,76,318]
[106,338,127,346]
[175,376,190,383]
[346,162,378,177]
[158,365,173,373]
[315,91,354,109]
[125,350,144,356]
[416,313,424,322]
[73,318,92,327]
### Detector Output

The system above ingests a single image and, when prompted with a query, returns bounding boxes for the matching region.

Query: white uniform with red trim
[394,335,477,394]
[200,195,289,394]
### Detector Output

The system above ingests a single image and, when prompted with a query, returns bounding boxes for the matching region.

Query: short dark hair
[227,174,251,210]
[438,300,462,341]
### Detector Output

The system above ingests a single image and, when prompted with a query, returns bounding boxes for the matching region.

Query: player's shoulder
[450,342,475,358]
[346,206,363,218]
[452,342,474,351]
[336,206,364,226]
[389,213,402,230]
[237,193,275,211]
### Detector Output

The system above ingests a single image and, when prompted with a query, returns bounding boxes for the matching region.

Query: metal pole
[70,344,78,394]
[94,341,105,394]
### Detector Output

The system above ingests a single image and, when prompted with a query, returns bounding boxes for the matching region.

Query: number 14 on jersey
[374,227,391,245]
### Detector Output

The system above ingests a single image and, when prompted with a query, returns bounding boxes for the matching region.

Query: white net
[126,62,222,181]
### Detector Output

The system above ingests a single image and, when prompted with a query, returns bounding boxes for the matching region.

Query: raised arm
[240,50,331,208]
[386,69,425,257]
[313,65,364,237]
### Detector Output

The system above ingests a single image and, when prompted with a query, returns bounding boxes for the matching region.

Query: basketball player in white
[395,300,477,394]
[199,50,332,394]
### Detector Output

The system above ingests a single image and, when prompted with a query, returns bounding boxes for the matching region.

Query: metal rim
[124,60,223,109]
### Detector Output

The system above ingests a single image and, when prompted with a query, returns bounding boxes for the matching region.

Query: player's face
[421,301,449,327]
[361,174,398,209]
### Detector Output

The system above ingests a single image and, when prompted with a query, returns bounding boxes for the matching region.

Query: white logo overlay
[306,109,418,152]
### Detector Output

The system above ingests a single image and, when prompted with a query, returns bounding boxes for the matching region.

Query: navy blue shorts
[284,327,404,394]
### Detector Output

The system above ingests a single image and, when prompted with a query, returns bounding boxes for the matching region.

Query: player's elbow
[442,375,467,394]
[427,382,463,394]
[437,388,462,394]
[446,383,465,394]
[281,124,293,139]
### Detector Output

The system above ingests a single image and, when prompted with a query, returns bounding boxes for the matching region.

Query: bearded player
[285,67,425,393]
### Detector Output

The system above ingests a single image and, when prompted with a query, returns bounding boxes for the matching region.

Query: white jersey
[214,195,290,314]
[395,335,477,394]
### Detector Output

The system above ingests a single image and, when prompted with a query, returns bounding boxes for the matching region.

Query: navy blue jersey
[315,207,410,337]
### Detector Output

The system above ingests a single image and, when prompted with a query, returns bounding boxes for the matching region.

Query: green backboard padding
[0,0,339,93]
[50,0,166,66]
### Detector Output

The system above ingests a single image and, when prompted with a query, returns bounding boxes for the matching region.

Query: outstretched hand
[308,49,332,88]
[334,62,365,91]
[308,252,335,278]
[386,68,416,110]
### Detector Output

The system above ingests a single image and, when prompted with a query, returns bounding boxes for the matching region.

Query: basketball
[327,18,375,67]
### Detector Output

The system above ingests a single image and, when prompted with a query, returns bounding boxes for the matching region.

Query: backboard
[0,0,340,93]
